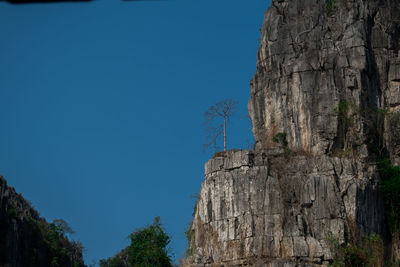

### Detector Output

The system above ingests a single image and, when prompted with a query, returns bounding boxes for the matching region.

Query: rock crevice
[188,151,384,266]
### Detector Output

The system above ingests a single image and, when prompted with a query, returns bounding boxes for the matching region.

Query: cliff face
[187,150,383,266]
[248,0,400,164]
[186,0,400,266]
[0,176,85,267]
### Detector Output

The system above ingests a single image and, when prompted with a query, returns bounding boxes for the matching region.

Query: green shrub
[331,101,364,154]
[326,0,336,16]
[185,223,195,257]
[99,217,172,267]
[328,234,384,267]
[7,207,16,218]
[378,159,400,233]
[99,256,125,267]
[273,132,288,147]
[127,217,172,267]
[23,218,84,267]
[50,257,59,267]
[332,101,359,126]
[377,108,390,116]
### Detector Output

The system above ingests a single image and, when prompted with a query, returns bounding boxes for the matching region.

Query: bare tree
[203,99,238,152]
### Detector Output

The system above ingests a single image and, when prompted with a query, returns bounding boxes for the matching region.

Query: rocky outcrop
[186,150,384,266]
[248,0,400,164]
[0,176,85,267]
[186,0,400,266]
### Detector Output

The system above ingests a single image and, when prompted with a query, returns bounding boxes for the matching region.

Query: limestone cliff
[0,176,85,267]
[249,0,400,164]
[186,150,386,266]
[186,0,400,266]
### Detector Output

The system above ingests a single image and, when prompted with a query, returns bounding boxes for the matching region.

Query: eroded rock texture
[187,151,383,266]
[186,0,400,266]
[248,0,400,164]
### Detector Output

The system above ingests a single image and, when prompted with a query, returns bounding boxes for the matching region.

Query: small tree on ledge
[203,99,238,152]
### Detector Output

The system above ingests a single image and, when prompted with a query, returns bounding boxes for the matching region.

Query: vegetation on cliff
[329,233,384,267]
[327,159,400,267]
[0,176,85,267]
[24,218,85,267]
[378,159,400,234]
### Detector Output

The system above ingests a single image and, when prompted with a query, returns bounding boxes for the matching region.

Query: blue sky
[0,0,270,264]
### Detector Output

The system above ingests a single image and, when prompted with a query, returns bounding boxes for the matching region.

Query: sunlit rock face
[185,0,400,266]
[186,150,383,266]
[248,0,400,163]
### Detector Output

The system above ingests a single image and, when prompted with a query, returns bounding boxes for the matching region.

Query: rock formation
[249,0,400,164]
[0,176,85,267]
[186,0,400,266]
[187,150,386,266]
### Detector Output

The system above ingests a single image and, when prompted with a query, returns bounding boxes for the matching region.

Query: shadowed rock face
[186,0,400,266]
[0,176,85,267]
[248,0,400,163]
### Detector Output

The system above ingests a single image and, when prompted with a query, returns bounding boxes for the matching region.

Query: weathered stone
[248,0,400,164]
[186,151,385,266]
[185,0,400,265]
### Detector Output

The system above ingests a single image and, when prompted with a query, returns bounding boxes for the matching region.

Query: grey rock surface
[248,0,400,164]
[185,0,400,265]
[186,151,384,266]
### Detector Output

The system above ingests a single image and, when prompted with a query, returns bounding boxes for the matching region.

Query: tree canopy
[128,217,172,267]
[99,217,172,267]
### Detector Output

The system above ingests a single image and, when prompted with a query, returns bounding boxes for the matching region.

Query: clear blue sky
[0,0,270,264]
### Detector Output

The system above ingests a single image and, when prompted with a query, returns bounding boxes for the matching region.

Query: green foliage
[273,132,288,147]
[328,234,384,267]
[326,0,336,16]
[378,159,400,233]
[377,108,390,116]
[99,256,125,267]
[23,218,84,267]
[185,223,195,257]
[98,217,172,267]
[332,101,358,126]
[127,217,173,267]
[328,160,400,266]
[50,257,59,267]
[331,101,364,154]
[7,207,16,218]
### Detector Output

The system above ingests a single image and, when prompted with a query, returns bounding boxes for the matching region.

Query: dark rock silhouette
[0,176,85,267]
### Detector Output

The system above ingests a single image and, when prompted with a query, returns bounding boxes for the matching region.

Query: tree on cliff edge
[203,99,238,152]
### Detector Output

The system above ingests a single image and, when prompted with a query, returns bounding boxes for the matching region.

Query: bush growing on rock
[272,132,288,147]
[328,234,384,267]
